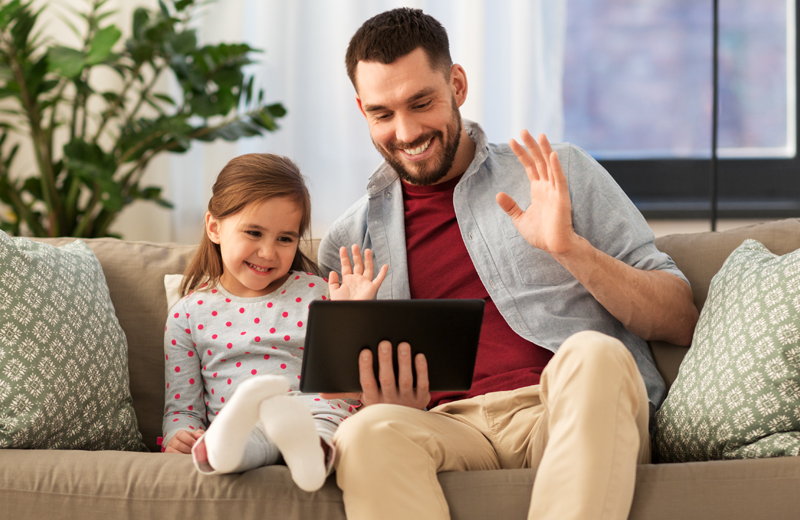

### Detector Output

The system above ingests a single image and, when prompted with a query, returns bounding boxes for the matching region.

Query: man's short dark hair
[345,8,453,90]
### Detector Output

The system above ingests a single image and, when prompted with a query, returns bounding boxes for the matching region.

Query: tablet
[299,299,485,393]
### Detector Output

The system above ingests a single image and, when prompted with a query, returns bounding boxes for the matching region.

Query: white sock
[259,395,326,492]
[204,375,290,473]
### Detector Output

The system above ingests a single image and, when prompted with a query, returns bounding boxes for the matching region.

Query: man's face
[355,48,466,186]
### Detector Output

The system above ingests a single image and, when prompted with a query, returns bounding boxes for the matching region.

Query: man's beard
[373,97,463,186]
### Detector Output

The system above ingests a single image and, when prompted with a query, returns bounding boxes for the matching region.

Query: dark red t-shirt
[401,175,553,408]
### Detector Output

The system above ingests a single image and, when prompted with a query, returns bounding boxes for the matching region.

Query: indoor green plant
[0,0,286,237]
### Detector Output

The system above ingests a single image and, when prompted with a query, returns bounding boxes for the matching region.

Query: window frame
[599,4,799,219]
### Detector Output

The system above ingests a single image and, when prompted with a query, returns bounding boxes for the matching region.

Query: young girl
[161,153,387,492]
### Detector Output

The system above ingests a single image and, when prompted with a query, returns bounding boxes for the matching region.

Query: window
[564,0,798,217]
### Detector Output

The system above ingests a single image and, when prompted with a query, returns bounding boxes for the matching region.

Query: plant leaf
[86,25,122,65]
[152,93,175,106]
[47,46,85,78]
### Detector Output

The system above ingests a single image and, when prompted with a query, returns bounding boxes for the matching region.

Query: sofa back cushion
[0,234,146,451]
[32,237,318,452]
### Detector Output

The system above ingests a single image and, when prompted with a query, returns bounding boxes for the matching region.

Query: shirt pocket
[503,231,573,286]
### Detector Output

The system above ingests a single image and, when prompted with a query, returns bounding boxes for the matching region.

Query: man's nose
[394,114,422,146]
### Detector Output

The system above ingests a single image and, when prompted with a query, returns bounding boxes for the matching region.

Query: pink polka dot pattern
[162,271,351,442]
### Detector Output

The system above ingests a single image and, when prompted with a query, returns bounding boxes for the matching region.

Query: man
[318,8,698,520]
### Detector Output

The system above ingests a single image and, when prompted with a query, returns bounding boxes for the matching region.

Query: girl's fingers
[339,246,353,276]
[362,248,375,279]
[328,271,340,288]
[351,244,364,274]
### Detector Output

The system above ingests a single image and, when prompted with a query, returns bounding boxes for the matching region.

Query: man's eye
[375,113,391,121]
[413,101,430,109]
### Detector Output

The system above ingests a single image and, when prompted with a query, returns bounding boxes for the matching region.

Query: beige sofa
[2,219,800,519]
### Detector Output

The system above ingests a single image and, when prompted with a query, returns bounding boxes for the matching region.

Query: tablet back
[299,299,484,393]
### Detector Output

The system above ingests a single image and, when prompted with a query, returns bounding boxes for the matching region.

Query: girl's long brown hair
[180,154,320,296]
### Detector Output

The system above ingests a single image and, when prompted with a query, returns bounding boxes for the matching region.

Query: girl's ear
[206,212,222,244]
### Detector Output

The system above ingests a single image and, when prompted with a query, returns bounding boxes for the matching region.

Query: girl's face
[206,196,303,298]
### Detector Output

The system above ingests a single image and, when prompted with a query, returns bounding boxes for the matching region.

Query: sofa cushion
[0,232,145,451]
[2,448,800,520]
[654,239,800,462]
[651,218,800,390]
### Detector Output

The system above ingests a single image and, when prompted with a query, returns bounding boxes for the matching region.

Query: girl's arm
[162,301,207,451]
[328,245,388,301]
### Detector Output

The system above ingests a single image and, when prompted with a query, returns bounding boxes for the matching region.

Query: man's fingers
[414,353,430,397]
[376,340,398,401]
[358,348,380,404]
[538,134,559,189]
[520,130,549,183]
[496,192,524,220]
[509,138,539,181]
[396,342,414,394]
[549,150,568,193]
[339,246,353,276]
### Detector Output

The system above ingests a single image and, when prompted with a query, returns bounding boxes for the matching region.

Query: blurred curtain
[157,0,567,243]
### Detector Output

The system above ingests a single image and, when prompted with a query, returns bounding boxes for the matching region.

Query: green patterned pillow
[655,239,800,462]
[0,231,146,451]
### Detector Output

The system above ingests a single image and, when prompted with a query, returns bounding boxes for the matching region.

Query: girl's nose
[259,243,276,259]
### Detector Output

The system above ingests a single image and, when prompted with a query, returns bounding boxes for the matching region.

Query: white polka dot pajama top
[162,271,355,447]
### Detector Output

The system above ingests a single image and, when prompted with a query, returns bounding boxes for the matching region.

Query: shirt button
[385,192,392,199]
[491,280,495,288]
[468,233,473,240]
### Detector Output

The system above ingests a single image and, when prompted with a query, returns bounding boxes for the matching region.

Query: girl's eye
[246,230,261,237]
[278,236,295,243]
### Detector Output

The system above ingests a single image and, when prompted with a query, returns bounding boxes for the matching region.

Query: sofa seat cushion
[1,450,799,520]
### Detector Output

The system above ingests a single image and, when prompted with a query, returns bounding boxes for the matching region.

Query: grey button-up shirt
[319,120,689,414]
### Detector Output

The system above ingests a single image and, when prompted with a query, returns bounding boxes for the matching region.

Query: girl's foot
[198,375,290,474]
[259,395,326,492]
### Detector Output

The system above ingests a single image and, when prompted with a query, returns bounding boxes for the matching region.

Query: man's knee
[334,404,418,453]
[558,330,635,371]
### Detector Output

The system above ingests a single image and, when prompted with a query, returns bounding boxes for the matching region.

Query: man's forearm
[551,235,699,346]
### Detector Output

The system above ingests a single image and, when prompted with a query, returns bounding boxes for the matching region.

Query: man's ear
[205,212,222,244]
[356,94,367,120]
[450,64,468,107]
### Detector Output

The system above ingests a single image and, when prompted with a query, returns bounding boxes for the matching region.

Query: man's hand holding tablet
[321,340,431,409]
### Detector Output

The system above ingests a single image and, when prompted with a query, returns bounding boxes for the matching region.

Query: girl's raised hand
[328,245,388,301]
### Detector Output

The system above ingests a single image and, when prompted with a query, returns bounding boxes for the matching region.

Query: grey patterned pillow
[0,232,146,451]
[655,239,800,462]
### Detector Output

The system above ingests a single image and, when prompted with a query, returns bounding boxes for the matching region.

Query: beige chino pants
[333,330,651,520]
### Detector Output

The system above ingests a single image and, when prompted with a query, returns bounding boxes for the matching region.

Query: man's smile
[403,139,431,156]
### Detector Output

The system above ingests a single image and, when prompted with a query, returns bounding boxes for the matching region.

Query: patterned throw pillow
[0,232,146,451]
[655,239,800,462]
